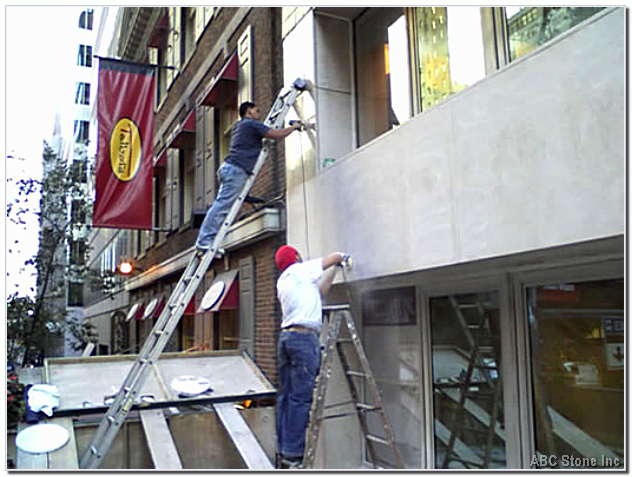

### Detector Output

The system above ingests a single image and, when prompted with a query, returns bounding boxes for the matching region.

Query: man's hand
[289,120,304,131]
[335,252,352,268]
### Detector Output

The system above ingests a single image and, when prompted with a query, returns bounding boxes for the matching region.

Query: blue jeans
[276,331,321,458]
[195,162,248,250]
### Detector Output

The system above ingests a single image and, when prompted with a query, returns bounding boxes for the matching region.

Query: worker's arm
[318,252,346,296]
[264,122,301,140]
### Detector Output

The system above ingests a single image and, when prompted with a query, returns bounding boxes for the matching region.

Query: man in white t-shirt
[274,245,347,468]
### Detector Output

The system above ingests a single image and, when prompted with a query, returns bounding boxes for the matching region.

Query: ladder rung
[474,364,498,370]
[336,338,353,344]
[457,304,478,309]
[365,434,391,446]
[154,330,164,336]
[356,403,379,411]
[346,370,368,378]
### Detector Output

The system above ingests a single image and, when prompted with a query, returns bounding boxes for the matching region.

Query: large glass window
[527,279,624,469]
[506,7,605,62]
[430,291,506,469]
[412,7,486,112]
[355,8,411,147]
[362,286,421,468]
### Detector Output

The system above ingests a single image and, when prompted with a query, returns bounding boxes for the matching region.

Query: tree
[6,143,100,364]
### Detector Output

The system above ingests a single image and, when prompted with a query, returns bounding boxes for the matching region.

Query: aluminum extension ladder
[79,78,310,469]
[302,305,403,469]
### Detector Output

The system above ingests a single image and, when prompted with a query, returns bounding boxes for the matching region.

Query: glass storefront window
[412,7,486,112]
[362,286,421,468]
[355,8,411,147]
[430,291,506,469]
[527,279,624,469]
[506,7,605,61]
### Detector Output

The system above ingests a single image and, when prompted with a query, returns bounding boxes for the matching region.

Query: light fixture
[116,260,143,276]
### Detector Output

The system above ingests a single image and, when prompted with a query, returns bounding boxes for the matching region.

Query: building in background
[36,8,99,358]
[280,6,623,469]
[83,7,287,383]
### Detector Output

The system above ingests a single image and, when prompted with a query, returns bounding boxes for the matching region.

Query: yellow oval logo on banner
[110,118,141,182]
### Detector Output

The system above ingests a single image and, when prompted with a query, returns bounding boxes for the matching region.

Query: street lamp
[116,260,143,276]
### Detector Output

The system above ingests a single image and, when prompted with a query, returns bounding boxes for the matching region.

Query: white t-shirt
[277,258,323,331]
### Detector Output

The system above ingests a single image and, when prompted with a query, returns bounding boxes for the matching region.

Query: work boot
[280,456,303,469]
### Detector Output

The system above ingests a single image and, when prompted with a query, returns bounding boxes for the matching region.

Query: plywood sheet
[45,350,275,414]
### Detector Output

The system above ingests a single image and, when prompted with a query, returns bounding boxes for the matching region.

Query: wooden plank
[47,417,78,469]
[16,423,48,469]
[212,402,274,470]
[139,409,183,469]
[442,388,506,441]
[547,406,617,460]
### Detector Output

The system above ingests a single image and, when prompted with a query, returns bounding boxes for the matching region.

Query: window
[430,291,506,469]
[218,106,237,164]
[178,149,194,226]
[67,281,84,307]
[70,199,86,224]
[411,7,486,112]
[362,286,421,468]
[73,120,90,143]
[79,9,94,30]
[71,159,87,183]
[506,7,605,62]
[69,240,86,266]
[181,7,197,64]
[77,44,92,67]
[75,82,90,105]
[527,279,623,468]
[355,8,411,147]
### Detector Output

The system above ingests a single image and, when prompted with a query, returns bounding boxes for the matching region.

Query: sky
[5,7,88,298]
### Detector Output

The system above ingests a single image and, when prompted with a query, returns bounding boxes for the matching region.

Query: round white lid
[16,423,69,454]
[170,375,211,397]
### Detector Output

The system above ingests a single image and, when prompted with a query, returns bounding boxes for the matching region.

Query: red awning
[142,295,165,320]
[198,53,238,108]
[126,301,145,322]
[153,147,167,168]
[197,270,239,313]
[148,13,169,48]
[166,108,196,149]
[184,296,196,316]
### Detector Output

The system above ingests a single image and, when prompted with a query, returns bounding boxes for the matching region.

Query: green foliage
[6,143,99,364]
[7,371,25,429]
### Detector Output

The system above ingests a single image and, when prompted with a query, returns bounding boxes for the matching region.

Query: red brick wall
[131,7,286,386]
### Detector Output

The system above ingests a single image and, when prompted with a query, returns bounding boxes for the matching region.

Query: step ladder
[302,305,403,469]
[79,78,310,469]
[441,296,503,469]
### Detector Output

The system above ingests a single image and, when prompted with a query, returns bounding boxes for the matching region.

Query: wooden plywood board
[47,417,79,469]
[212,403,273,470]
[140,410,183,469]
[44,350,275,414]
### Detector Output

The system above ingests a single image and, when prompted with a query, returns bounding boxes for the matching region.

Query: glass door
[430,291,507,468]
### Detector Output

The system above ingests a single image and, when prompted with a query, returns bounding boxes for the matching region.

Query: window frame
[511,259,624,466]
[418,274,519,469]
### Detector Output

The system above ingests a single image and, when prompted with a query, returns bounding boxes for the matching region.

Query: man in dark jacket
[195,101,301,252]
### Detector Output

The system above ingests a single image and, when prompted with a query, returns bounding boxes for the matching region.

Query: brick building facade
[86,7,289,384]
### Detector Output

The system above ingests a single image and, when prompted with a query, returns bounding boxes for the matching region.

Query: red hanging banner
[92,58,155,229]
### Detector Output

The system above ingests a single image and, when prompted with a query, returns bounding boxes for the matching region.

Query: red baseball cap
[275,245,299,271]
